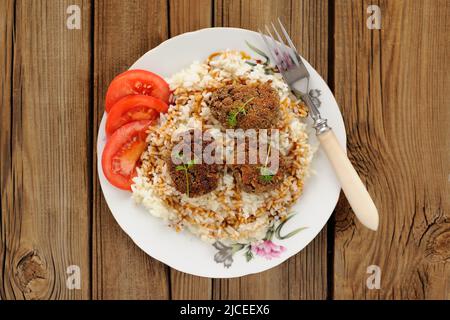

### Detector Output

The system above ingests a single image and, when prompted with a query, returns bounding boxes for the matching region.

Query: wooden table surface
[1,0,449,300]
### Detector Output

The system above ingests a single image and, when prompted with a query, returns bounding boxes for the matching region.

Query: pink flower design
[251,240,286,260]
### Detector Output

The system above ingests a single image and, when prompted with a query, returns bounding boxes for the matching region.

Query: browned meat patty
[232,163,285,193]
[230,142,286,194]
[210,83,280,130]
[166,130,222,197]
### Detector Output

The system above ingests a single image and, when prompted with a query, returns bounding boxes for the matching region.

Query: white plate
[97,28,346,278]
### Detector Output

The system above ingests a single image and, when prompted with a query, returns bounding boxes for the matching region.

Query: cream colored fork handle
[318,130,379,231]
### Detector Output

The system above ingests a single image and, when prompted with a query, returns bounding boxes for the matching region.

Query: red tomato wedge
[101,120,152,190]
[106,95,168,136]
[105,69,170,112]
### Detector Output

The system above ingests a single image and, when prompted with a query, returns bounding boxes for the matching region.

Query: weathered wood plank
[168,0,213,300]
[214,0,329,299]
[1,0,92,299]
[333,0,450,299]
[92,0,171,300]
[169,0,212,37]
[0,0,15,300]
[170,270,212,299]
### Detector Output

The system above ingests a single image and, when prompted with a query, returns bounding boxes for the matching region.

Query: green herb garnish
[259,144,275,182]
[227,97,255,127]
[259,166,274,182]
[175,153,196,197]
[175,158,196,171]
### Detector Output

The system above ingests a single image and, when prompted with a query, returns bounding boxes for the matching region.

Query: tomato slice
[105,69,170,112]
[101,120,152,190]
[106,95,167,136]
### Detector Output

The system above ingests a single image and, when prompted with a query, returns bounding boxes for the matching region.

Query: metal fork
[259,19,379,231]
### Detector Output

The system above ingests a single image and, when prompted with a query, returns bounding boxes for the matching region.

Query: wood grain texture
[169,0,213,37]
[214,0,329,299]
[0,0,15,300]
[333,0,450,299]
[1,0,92,299]
[1,0,448,301]
[92,0,170,300]
[168,0,214,300]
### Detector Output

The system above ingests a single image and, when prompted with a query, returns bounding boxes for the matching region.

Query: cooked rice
[132,50,312,243]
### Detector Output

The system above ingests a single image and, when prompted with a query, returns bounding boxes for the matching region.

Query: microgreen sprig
[259,144,275,182]
[259,166,274,182]
[175,152,197,197]
[227,97,255,127]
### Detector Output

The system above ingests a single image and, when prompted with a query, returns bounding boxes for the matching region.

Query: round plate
[97,27,346,278]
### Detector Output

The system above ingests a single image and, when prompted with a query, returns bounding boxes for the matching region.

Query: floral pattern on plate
[213,214,307,268]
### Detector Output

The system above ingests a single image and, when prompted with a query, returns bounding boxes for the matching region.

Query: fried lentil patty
[166,130,222,197]
[210,83,280,130]
[230,142,286,194]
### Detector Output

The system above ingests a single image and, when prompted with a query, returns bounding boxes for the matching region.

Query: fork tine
[270,22,296,68]
[259,21,310,87]
[271,22,286,49]
[276,18,300,66]
[264,25,288,70]
[277,18,297,52]
[258,29,279,68]
[264,25,278,54]
[263,26,280,65]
